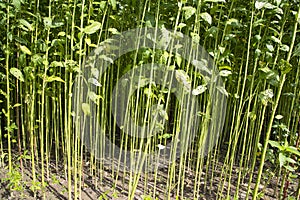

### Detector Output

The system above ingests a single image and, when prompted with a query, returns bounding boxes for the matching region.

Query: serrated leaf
[200,12,212,25]
[20,45,32,55]
[46,76,65,83]
[83,22,101,34]
[10,68,24,82]
[82,103,91,116]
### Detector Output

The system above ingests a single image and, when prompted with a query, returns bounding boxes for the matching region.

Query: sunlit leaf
[46,76,65,83]
[91,68,99,79]
[192,85,207,95]
[108,28,120,35]
[175,70,191,91]
[109,0,117,10]
[99,55,114,64]
[88,91,102,104]
[88,78,101,86]
[10,68,24,82]
[83,21,101,34]
[258,67,279,87]
[271,36,281,44]
[19,19,33,31]
[20,45,32,55]
[286,146,300,157]
[259,89,274,106]
[278,153,285,168]
[216,86,228,97]
[278,59,292,74]
[204,0,226,2]
[82,103,91,116]
[192,59,212,75]
[266,44,274,52]
[182,6,196,20]
[219,70,232,77]
[269,140,284,151]
[200,12,212,25]
[226,18,241,27]
[275,115,283,120]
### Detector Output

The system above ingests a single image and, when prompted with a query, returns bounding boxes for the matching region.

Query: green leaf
[219,70,232,77]
[192,85,207,96]
[279,153,286,168]
[275,115,283,120]
[204,0,226,2]
[91,68,99,79]
[226,18,241,27]
[284,165,295,172]
[270,36,281,44]
[10,68,25,82]
[278,59,292,74]
[43,17,52,28]
[192,59,212,75]
[88,91,102,104]
[46,76,65,83]
[258,67,279,87]
[216,86,229,97]
[269,140,284,151]
[285,146,300,156]
[200,12,212,25]
[182,6,196,20]
[12,0,21,10]
[13,103,22,108]
[83,22,101,34]
[82,103,91,116]
[108,28,120,35]
[99,55,114,64]
[175,70,191,91]
[109,0,116,10]
[19,19,33,31]
[20,45,32,55]
[266,44,274,52]
[292,44,300,57]
[88,78,101,87]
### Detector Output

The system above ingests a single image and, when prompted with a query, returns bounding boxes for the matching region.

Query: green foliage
[0,0,299,199]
